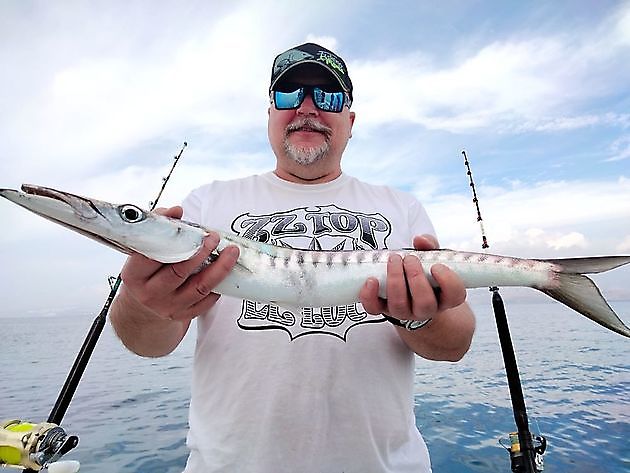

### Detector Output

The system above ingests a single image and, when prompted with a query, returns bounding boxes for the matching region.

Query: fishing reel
[0,420,79,472]
[500,431,547,472]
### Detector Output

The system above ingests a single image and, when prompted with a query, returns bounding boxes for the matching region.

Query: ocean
[1,298,628,472]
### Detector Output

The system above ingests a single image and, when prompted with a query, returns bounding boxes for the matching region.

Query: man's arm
[110,287,192,357]
[359,235,476,361]
[109,206,239,358]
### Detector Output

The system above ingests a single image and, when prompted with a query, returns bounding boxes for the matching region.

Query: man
[110,42,476,473]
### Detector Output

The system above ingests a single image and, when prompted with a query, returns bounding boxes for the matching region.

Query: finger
[385,253,412,318]
[413,234,439,251]
[154,205,183,219]
[359,277,388,315]
[148,232,221,292]
[179,245,240,303]
[405,255,438,319]
[431,263,467,311]
[169,292,222,322]
[120,252,165,287]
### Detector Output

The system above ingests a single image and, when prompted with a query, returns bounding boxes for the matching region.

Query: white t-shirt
[181,172,436,473]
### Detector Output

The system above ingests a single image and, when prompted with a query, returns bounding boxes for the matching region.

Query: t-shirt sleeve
[408,198,437,241]
[181,187,204,224]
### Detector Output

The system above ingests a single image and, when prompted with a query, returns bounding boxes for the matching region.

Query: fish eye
[119,205,145,223]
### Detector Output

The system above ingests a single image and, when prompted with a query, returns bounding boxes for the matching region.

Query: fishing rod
[461,150,546,473]
[0,142,187,473]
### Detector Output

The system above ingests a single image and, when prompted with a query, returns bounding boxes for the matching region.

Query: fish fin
[539,273,630,337]
[543,255,630,274]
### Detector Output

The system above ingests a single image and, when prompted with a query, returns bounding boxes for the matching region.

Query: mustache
[285,118,332,138]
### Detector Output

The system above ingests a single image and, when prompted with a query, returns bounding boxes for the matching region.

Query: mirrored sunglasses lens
[274,89,304,110]
[313,88,345,112]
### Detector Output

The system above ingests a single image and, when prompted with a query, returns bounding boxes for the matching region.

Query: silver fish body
[1,184,629,337]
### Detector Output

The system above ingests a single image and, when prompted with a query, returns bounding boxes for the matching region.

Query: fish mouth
[0,184,135,256]
[21,184,106,220]
[22,183,68,200]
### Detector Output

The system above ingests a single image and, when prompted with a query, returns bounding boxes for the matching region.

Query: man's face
[268,65,355,173]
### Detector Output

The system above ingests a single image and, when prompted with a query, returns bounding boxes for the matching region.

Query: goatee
[284,118,332,166]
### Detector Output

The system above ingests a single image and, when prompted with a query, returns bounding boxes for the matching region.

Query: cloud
[519,113,630,133]
[605,135,630,162]
[545,231,588,250]
[305,35,339,51]
[0,0,358,184]
[425,177,630,256]
[1,5,275,181]
[351,2,630,133]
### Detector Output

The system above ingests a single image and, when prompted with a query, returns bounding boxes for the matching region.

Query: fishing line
[461,150,546,473]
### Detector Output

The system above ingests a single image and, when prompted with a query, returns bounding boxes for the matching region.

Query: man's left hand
[359,234,467,324]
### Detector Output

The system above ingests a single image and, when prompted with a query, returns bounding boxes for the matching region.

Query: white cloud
[0,1,358,185]
[522,228,587,250]
[426,177,630,256]
[2,5,275,181]
[545,232,588,250]
[352,3,630,133]
[305,35,339,51]
[520,113,630,133]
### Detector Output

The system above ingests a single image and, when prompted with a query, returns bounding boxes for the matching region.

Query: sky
[0,0,629,317]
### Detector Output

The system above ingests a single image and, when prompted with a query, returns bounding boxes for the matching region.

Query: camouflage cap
[269,43,353,100]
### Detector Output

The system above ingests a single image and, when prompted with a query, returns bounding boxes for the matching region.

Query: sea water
[1,299,628,472]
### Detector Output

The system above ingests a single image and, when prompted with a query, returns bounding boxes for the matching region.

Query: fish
[1,184,629,337]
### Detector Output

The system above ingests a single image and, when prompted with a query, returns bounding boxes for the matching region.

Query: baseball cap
[269,43,353,101]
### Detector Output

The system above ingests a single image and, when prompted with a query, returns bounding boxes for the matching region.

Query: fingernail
[204,232,220,249]
[432,263,448,276]
[224,245,240,261]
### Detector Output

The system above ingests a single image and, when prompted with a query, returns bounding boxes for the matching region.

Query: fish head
[0,185,207,263]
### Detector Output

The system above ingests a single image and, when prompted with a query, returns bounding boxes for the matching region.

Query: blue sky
[0,0,629,316]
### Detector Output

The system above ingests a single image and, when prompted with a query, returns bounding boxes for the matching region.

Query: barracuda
[1,184,629,337]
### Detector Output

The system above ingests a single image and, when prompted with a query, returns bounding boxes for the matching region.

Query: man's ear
[349,111,356,138]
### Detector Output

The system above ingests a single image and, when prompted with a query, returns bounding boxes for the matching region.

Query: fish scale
[1,184,629,337]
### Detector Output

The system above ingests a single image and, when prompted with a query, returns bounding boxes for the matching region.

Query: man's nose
[296,93,318,115]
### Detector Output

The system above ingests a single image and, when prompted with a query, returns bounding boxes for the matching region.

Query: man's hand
[359,234,467,324]
[119,206,240,323]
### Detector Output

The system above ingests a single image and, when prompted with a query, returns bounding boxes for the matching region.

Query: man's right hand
[118,206,240,323]
[110,205,240,356]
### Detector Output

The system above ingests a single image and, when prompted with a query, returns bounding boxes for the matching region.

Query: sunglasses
[271,84,351,113]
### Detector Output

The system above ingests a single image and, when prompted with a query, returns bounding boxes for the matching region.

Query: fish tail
[539,255,630,337]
